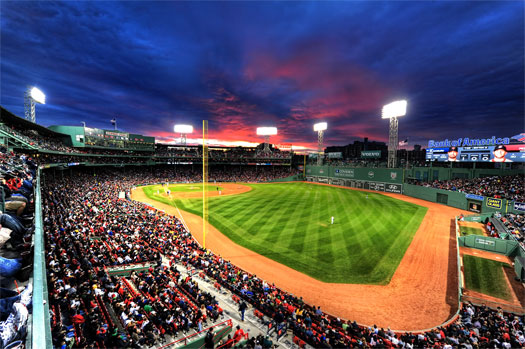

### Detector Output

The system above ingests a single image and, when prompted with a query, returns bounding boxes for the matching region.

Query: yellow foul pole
[202,120,208,249]
[303,154,306,179]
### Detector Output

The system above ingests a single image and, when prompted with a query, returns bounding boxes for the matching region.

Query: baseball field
[143,182,427,284]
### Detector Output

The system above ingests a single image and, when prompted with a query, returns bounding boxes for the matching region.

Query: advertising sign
[514,202,525,212]
[368,182,385,192]
[385,184,403,194]
[361,150,381,158]
[334,169,355,178]
[276,143,293,151]
[486,198,502,209]
[475,238,495,246]
[465,194,484,201]
[425,133,525,162]
[328,152,343,158]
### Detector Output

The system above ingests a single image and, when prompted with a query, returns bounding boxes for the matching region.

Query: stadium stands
[0,145,35,348]
[1,109,523,347]
[419,175,525,202]
[38,167,524,348]
[500,213,525,249]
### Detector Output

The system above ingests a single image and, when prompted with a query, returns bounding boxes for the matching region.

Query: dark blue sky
[1,1,523,149]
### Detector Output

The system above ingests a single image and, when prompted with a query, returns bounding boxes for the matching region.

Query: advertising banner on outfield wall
[486,197,502,209]
[514,202,525,211]
[368,182,385,191]
[344,180,403,194]
[465,193,484,201]
[334,168,355,178]
[385,184,403,194]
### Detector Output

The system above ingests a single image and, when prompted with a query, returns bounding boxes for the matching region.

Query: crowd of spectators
[0,124,75,153]
[44,172,230,347]
[499,213,525,249]
[34,153,152,165]
[156,147,292,161]
[322,159,390,168]
[155,146,200,158]
[419,175,525,202]
[38,167,524,348]
[2,121,292,165]
[0,146,35,348]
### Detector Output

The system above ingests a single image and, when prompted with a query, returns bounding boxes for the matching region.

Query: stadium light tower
[382,100,407,168]
[174,124,193,145]
[313,122,327,166]
[256,127,277,154]
[24,86,46,123]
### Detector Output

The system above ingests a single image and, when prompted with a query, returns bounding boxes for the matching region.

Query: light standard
[382,100,407,168]
[24,86,46,123]
[174,125,193,145]
[313,122,327,166]
[256,127,277,154]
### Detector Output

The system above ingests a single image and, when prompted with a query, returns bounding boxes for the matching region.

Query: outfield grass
[143,182,427,284]
[459,226,484,236]
[463,255,512,301]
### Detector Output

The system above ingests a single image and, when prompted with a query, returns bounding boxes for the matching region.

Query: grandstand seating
[1,108,524,348]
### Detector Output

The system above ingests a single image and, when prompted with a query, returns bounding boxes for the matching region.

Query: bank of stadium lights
[313,122,327,166]
[256,127,277,154]
[24,86,46,123]
[382,100,407,168]
[174,124,193,145]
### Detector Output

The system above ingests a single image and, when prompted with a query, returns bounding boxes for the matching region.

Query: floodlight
[24,86,46,122]
[174,125,193,134]
[382,100,407,119]
[256,127,277,136]
[313,122,327,132]
[313,122,327,165]
[382,99,407,168]
[30,87,46,104]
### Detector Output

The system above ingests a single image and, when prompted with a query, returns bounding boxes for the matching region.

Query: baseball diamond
[143,182,428,284]
[1,2,524,346]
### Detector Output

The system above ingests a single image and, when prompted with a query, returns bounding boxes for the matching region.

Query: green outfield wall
[458,235,519,255]
[306,166,403,183]
[305,165,523,214]
[270,174,303,182]
[306,165,522,183]
[463,213,494,222]
[403,184,521,214]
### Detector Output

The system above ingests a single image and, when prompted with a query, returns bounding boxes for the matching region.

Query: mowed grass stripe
[286,185,318,253]
[145,182,427,284]
[275,189,310,251]
[463,255,512,301]
[460,226,484,236]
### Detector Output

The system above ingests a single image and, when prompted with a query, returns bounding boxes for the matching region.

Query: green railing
[32,168,52,348]
[0,127,38,150]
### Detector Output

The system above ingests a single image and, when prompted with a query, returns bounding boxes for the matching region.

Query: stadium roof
[0,106,68,137]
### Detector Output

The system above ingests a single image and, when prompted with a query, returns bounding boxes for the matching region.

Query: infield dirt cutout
[132,182,470,331]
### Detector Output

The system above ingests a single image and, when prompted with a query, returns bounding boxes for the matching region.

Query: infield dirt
[132,182,471,331]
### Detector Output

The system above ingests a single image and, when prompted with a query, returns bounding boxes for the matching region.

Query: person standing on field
[331,216,334,224]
